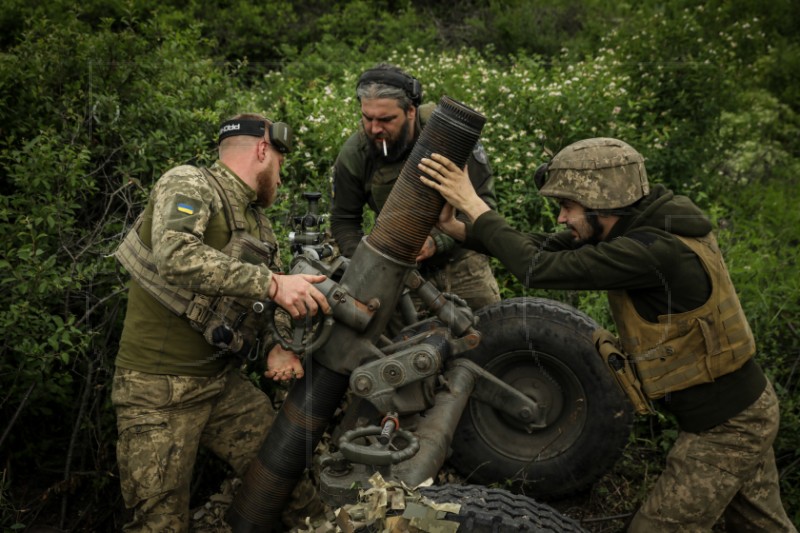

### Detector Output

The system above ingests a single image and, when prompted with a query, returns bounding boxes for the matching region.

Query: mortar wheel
[450,297,633,499]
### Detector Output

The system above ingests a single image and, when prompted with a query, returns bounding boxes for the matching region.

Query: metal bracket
[452,359,547,430]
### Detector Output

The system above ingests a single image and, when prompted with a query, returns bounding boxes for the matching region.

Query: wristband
[268,274,279,300]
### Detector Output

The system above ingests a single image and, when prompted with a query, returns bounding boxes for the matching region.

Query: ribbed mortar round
[367,96,486,263]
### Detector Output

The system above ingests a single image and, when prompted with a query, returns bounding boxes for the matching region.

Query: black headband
[217,118,293,153]
[357,68,423,106]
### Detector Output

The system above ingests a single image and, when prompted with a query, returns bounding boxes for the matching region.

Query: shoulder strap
[418,102,435,126]
[114,167,238,325]
[627,231,659,248]
[114,214,202,318]
[199,166,247,232]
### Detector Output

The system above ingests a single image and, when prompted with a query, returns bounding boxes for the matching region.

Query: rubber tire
[416,484,587,532]
[449,297,633,499]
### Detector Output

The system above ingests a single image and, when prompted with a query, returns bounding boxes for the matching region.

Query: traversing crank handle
[260,300,335,355]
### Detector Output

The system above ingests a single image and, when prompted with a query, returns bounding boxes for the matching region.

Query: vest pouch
[238,231,278,266]
[633,314,751,398]
[118,166,280,364]
[369,159,404,211]
[196,295,268,359]
[593,328,655,416]
[203,317,253,359]
[608,233,756,399]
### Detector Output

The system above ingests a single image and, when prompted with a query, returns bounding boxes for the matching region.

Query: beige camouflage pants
[630,380,797,532]
[425,249,501,312]
[112,366,273,532]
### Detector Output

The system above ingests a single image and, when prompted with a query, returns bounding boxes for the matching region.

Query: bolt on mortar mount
[226,96,634,532]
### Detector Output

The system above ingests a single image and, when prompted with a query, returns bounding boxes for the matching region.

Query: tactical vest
[608,233,756,399]
[115,167,279,352]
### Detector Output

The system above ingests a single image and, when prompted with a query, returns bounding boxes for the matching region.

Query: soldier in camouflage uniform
[330,64,500,330]
[420,138,796,532]
[112,113,331,532]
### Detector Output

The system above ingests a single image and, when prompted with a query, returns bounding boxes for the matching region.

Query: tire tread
[420,484,587,532]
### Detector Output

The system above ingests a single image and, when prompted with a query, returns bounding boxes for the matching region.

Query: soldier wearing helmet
[419,139,795,532]
[538,137,649,209]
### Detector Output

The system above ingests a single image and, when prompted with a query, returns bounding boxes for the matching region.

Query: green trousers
[422,249,501,312]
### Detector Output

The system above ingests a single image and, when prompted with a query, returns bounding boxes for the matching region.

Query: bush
[0,13,241,530]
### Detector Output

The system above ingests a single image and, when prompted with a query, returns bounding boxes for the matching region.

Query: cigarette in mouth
[382,139,388,157]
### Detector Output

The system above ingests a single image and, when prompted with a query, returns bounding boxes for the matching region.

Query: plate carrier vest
[607,232,756,400]
[115,167,279,352]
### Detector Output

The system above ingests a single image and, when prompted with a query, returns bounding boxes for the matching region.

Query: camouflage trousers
[112,366,274,532]
[422,249,501,312]
[630,379,797,532]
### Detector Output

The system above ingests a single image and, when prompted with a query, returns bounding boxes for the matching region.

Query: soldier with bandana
[112,113,330,531]
[420,138,796,532]
[330,64,501,330]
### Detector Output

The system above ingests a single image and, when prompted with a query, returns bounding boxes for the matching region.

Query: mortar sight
[289,191,332,259]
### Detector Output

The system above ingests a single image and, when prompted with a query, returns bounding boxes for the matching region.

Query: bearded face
[570,211,605,246]
[360,98,417,163]
[558,199,607,246]
[255,165,279,207]
[365,118,413,162]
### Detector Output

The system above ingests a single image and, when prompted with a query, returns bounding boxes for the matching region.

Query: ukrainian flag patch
[177,203,194,215]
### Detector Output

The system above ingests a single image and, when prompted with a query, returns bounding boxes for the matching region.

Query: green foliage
[0,0,798,529]
[463,0,591,57]
[0,9,243,530]
[189,0,300,65]
[595,7,717,188]
[761,40,800,114]
[713,180,800,521]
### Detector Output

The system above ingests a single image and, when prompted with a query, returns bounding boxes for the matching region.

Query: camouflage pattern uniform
[112,366,272,532]
[113,162,281,532]
[330,102,501,324]
[630,380,794,531]
[461,138,795,532]
[115,162,281,377]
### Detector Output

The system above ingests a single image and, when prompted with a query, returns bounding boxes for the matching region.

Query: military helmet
[538,138,649,209]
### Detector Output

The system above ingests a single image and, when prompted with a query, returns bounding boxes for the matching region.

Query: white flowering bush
[240,46,655,298]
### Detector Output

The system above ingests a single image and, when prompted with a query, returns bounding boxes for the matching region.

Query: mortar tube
[367,96,486,263]
[226,359,348,533]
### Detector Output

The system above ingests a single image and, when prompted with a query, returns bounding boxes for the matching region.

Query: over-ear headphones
[218,118,293,154]
[357,68,423,106]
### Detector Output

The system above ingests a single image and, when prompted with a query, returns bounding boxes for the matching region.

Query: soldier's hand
[270,273,331,319]
[416,236,437,262]
[435,203,466,241]
[264,344,304,381]
[420,153,490,222]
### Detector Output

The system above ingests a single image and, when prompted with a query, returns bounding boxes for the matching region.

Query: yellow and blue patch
[177,203,194,215]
